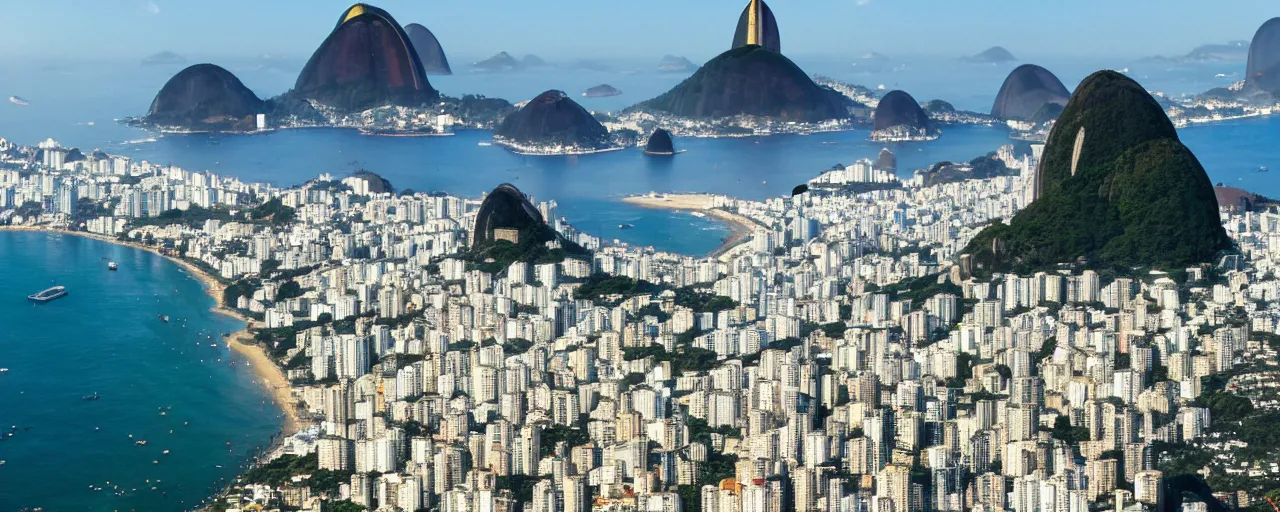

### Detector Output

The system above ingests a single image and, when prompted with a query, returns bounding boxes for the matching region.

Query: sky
[2,0,1275,62]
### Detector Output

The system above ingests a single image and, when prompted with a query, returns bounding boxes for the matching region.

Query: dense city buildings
[4,129,1279,512]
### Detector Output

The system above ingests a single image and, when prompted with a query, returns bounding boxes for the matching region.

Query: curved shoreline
[0,225,301,437]
[621,193,763,260]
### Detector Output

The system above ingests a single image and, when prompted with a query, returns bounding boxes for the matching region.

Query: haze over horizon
[2,0,1275,63]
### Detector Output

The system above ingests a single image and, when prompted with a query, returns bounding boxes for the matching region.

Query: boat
[1258,166,1269,173]
[83,392,101,401]
[618,223,635,230]
[8,96,29,106]
[477,141,493,147]
[28,285,67,303]
[108,261,118,271]
[0,368,8,373]
[158,314,169,323]
[135,440,147,446]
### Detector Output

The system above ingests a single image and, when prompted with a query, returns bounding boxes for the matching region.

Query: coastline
[621,193,762,260]
[0,225,301,437]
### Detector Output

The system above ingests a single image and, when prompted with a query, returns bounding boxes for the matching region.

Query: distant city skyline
[3,0,1277,62]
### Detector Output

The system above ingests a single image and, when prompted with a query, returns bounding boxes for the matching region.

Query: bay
[0,231,282,512]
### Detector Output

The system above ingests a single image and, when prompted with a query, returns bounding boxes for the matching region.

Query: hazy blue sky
[4,0,1276,61]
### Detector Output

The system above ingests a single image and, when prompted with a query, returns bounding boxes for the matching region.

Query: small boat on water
[0,368,8,373]
[618,223,635,230]
[108,261,118,271]
[83,392,101,401]
[158,314,169,323]
[28,285,67,303]
[8,96,29,106]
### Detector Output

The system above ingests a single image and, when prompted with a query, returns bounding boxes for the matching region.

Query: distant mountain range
[1144,41,1250,63]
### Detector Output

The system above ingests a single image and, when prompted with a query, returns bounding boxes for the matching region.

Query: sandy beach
[622,193,763,259]
[0,225,302,436]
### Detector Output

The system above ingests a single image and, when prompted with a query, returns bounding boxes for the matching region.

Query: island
[619,45,858,137]
[871,90,938,141]
[493,90,622,155]
[643,128,676,155]
[136,63,265,133]
[582,84,622,98]
[472,51,521,72]
[141,51,186,66]
[657,55,697,73]
[962,45,1017,63]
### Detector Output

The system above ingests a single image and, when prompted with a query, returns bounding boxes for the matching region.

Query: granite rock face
[644,129,675,155]
[495,90,611,147]
[635,45,850,122]
[294,3,437,112]
[991,64,1071,120]
[873,90,930,131]
[732,0,781,53]
[403,23,452,75]
[146,63,264,131]
[964,70,1232,273]
[1246,17,1280,94]
[472,183,548,247]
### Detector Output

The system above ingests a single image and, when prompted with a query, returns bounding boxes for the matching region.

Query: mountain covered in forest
[963,70,1231,274]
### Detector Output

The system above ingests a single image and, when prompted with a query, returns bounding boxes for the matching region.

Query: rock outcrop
[873,90,930,132]
[472,184,547,247]
[731,0,781,53]
[644,129,675,155]
[404,23,452,75]
[495,90,611,148]
[145,64,264,131]
[1246,18,1280,94]
[473,52,521,72]
[991,64,1071,120]
[293,3,437,112]
[634,45,850,122]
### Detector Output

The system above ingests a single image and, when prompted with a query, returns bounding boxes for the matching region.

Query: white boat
[477,141,493,147]
[8,96,29,106]
[0,368,8,373]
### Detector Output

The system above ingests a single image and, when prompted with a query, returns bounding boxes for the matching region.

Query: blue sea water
[0,52,1277,510]
[0,232,283,512]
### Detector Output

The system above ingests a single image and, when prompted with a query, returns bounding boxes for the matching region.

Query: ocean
[0,53,1276,509]
[0,231,283,511]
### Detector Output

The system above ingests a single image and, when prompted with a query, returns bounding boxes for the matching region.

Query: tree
[275,281,303,302]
